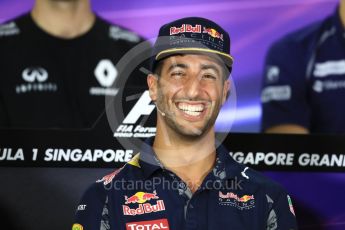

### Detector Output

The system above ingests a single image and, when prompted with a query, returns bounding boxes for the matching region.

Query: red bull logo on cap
[170,24,202,35]
[203,27,224,41]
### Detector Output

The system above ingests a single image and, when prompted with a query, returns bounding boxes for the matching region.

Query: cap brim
[155,47,233,67]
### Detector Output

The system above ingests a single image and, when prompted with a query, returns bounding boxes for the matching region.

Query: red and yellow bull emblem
[218,191,255,210]
[203,27,224,41]
[125,190,159,204]
[219,191,254,203]
[72,223,83,230]
[123,190,165,216]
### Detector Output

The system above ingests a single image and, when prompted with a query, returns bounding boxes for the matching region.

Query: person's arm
[73,182,108,229]
[261,38,310,134]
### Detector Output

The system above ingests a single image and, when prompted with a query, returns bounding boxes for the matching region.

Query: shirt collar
[139,137,164,179]
[138,137,244,181]
[216,143,245,180]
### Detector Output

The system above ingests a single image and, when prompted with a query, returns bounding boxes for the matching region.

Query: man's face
[148,54,230,139]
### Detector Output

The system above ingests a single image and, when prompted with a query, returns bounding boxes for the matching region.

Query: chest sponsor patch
[123,191,165,216]
[313,60,345,77]
[218,191,255,210]
[126,218,170,230]
[16,67,58,94]
[261,85,291,103]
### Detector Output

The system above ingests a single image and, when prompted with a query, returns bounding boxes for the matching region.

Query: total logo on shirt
[16,67,58,94]
[126,218,170,230]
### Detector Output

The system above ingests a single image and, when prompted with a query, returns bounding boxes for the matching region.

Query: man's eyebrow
[167,63,188,72]
[200,64,221,75]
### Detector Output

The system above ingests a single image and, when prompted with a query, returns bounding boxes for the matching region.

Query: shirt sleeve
[266,191,298,230]
[261,38,310,131]
[73,182,109,230]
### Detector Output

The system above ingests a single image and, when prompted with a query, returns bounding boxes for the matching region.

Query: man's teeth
[184,110,201,116]
[178,103,204,116]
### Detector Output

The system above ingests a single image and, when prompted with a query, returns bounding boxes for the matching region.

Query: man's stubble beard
[155,83,221,141]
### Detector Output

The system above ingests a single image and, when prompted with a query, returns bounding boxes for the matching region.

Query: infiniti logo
[16,67,57,94]
[22,67,48,82]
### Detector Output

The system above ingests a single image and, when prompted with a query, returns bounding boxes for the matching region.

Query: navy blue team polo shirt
[73,138,297,230]
[261,7,345,133]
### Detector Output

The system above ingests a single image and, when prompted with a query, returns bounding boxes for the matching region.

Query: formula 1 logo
[123,90,155,124]
[114,90,156,138]
[126,219,170,230]
[90,59,119,96]
[16,67,57,94]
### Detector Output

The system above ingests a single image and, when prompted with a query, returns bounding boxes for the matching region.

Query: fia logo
[90,59,119,96]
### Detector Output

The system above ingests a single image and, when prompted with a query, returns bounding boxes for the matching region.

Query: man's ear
[222,79,230,105]
[147,74,158,102]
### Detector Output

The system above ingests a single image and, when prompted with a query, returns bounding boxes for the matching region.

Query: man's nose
[184,74,203,99]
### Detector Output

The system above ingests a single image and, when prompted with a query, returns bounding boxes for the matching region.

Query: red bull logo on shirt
[203,27,224,41]
[125,190,159,204]
[219,192,254,202]
[170,24,202,35]
[219,191,255,210]
[123,190,165,216]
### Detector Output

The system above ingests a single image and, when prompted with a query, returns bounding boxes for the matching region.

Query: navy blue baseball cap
[151,17,233,71]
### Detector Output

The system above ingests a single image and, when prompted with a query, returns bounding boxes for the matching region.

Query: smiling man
[73,17,298,230]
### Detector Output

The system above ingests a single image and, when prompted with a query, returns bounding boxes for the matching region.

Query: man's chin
[175,125,211,140]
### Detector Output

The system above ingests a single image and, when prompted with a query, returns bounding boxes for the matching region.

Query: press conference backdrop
[1,0,344,230]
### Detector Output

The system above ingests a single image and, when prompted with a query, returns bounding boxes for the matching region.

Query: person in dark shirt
[261,2,345,134]
[74,16,298,230]
[0,0,145,129]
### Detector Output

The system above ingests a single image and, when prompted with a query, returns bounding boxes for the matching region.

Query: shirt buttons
[179,182,186,189]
